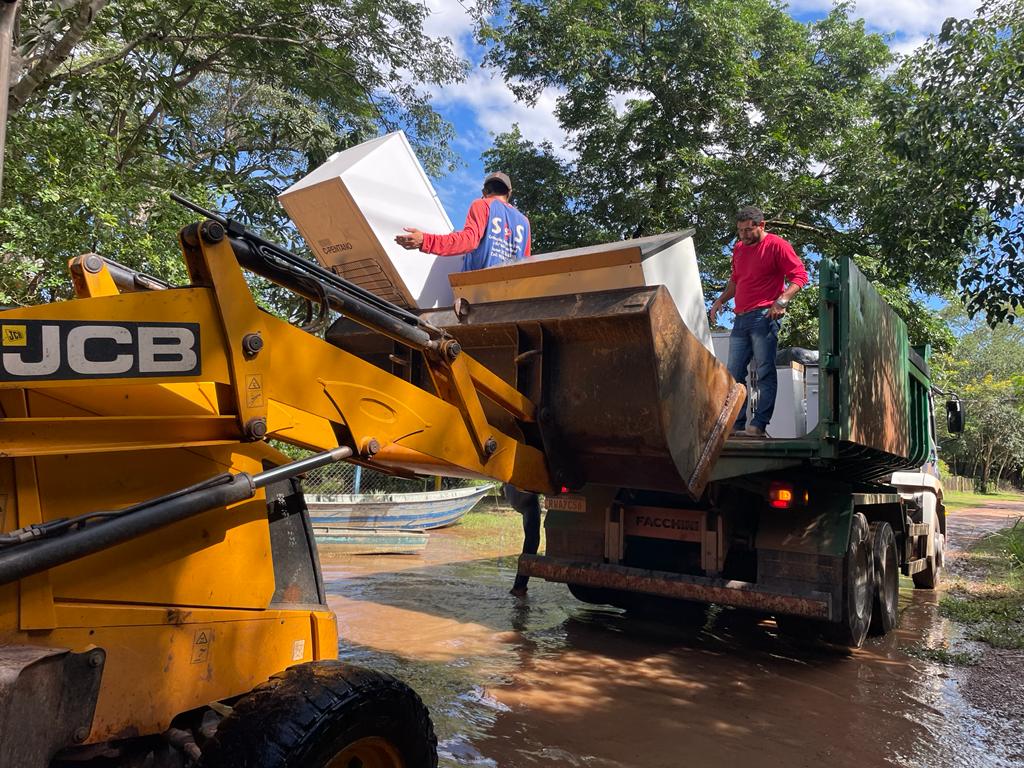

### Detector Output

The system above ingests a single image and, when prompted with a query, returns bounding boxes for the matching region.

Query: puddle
[323,509,1018,767]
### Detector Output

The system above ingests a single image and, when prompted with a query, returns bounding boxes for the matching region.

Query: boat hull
[305,483,494,530]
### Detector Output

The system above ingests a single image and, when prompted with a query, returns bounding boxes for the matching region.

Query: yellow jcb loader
[0,200,552,768]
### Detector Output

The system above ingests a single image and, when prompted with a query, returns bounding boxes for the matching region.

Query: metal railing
[301,462,481,496]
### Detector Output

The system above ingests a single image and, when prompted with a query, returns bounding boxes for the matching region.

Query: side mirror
[946,399,965,434]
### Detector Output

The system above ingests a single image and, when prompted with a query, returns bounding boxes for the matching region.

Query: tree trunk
[994,451,1010,490]
[9,0,109,111]
[0,1,20,200]
[979,442,995,495]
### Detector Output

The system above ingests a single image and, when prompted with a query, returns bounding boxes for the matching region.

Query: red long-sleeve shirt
[731,233,809,314]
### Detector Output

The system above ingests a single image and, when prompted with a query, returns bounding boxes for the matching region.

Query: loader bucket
[328,285,744,498]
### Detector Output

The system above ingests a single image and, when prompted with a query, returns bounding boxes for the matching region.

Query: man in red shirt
[709,206,809,437]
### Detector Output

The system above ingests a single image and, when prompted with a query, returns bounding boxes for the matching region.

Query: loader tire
[823,512,873,649]
[868,521,900,636]
[199,661,436,768]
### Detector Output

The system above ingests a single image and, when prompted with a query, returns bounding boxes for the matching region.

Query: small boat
[312,524,428,555]
[305,483,495,530]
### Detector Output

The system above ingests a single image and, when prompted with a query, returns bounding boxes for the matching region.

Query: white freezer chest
[278,131,459,309]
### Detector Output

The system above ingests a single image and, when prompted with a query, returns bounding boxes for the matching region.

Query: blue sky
[419,0,984,222]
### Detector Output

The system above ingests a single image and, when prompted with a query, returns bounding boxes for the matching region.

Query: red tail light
[768,481,794,509]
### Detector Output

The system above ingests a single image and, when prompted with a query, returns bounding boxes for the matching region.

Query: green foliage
[879,0,1024,326]
[481,127,609,253]
[932,302,1024,491]
[938,521,1024,651]
[2,0,467,305]
[481,0,1024,340]
[902,643,980,666]
[1,114,205,304]
[941,586,1024,650]
[479,0,960,346]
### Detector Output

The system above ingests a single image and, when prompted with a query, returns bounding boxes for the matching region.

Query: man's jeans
[728,308,780,431]
[503,485,541,591]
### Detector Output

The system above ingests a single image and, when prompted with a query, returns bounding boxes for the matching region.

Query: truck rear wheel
[912,530,944,589]
[868,521,899,636]
[567,582,621,606]
[824,512,873,649]
[199,661,437,768]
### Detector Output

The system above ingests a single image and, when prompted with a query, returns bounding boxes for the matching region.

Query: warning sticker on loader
[246,374,264,407]
[191,628,213,664]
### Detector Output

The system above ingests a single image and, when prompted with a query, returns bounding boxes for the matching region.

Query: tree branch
[9,0,109,111]
[55,32,159,81]
[766,218,834,237]
[116,45,231,170]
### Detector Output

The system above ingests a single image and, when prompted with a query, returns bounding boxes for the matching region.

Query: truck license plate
[546,494,586,513]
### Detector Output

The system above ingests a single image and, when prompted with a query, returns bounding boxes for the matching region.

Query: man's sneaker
[744,425,767,438]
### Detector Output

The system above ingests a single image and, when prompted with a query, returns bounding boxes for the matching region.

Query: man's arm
[709,279,736,326]
[767,240,809,319]
[395,199,490,256]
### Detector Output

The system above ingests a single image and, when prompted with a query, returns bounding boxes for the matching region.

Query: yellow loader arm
[1,216,552,492]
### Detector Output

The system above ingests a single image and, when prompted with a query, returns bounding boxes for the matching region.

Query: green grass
[903,643,980,666]
[943,488,1024,513]
[940,520,1024,650]
[456,507,521,532]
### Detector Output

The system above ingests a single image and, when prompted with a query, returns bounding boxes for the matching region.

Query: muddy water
[321,509,1018,768]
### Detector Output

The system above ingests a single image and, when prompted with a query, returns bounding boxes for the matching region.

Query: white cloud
[889,34,930,58]
[789,0,981,38]
[432,70,570,154]
[421,0,477,56]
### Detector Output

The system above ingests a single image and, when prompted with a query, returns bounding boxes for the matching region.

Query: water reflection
[323,517,1014,768]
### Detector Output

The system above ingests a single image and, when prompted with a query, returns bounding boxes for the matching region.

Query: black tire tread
[200,661,437,768]
[868,521,899,636]
[823,513,873,649]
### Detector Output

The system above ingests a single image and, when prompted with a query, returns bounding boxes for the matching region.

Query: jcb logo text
[0,321,201,381]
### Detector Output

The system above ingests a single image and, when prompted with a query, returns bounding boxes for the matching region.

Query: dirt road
[323,502,1023,767]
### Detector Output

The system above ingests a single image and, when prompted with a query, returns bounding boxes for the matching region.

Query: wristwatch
[774,297,790,308]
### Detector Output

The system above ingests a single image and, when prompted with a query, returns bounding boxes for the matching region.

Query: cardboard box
[278,131,459,308]
[448,231,714,351]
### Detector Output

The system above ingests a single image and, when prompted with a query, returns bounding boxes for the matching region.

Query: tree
[933,304,1024,491]
[878,0,1024,326]
[480,0,951,346]
[1,0,466,306]
[481,126,608,253]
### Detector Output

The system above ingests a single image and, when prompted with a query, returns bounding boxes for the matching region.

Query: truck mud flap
[519,555,833,620]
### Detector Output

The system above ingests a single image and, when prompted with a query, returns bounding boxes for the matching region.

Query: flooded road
[322,505,1022,767]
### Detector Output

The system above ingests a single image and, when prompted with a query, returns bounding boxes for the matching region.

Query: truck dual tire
[823,512,874,649]
[199,661,437,768]
[869,521,900,636]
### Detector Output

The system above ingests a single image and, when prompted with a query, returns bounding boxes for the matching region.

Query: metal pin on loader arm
[0,447,353,586]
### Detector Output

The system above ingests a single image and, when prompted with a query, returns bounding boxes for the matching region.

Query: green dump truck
[330,232,961,648]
